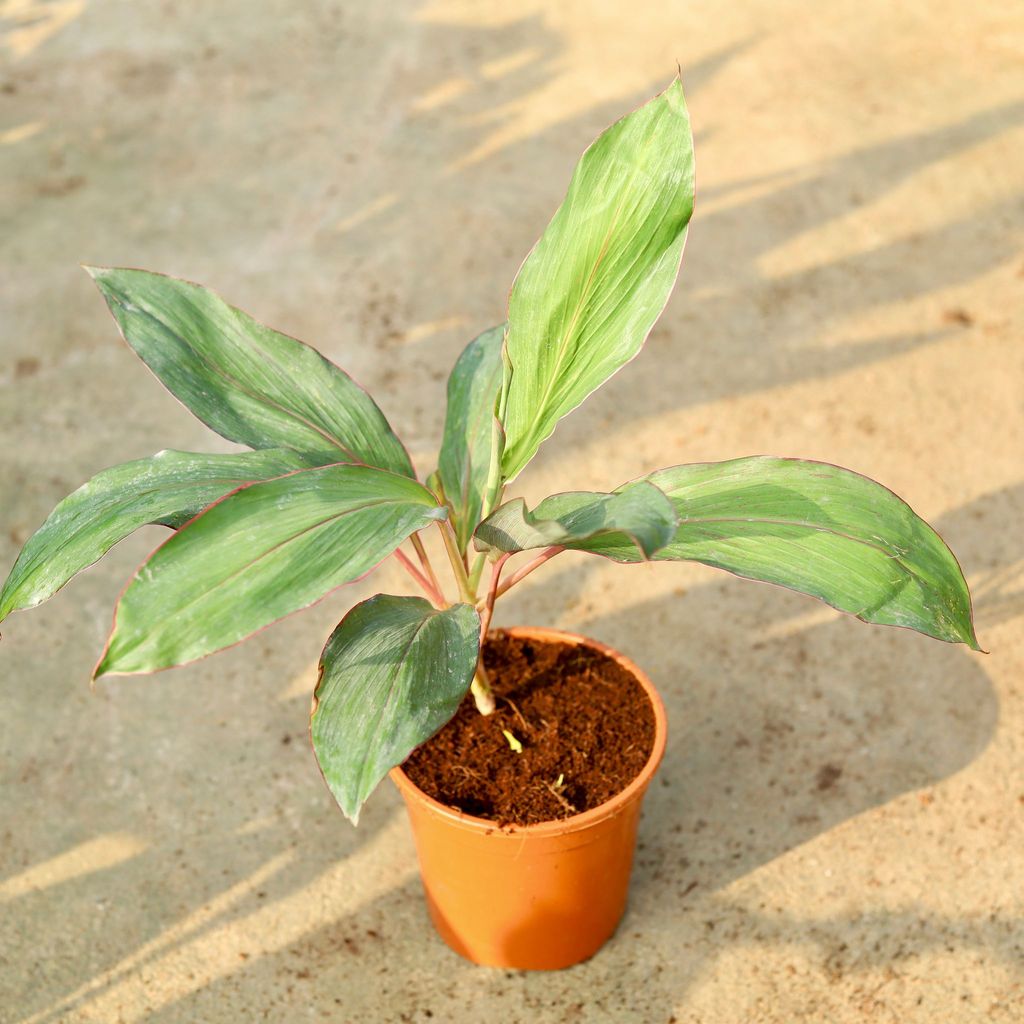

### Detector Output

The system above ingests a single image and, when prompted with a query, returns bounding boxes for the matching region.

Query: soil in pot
[402,630,656,826]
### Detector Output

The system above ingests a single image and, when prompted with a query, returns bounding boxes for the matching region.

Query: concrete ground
[1,1,1022,1020]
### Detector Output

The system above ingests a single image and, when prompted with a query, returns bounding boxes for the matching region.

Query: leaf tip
[662,75,686,107]
[92,642,122,682]
[953,606,984,653]
[83,265,120,304]
[81,264,113,286]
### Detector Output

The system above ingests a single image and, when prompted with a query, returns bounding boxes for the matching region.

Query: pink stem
[410,531,445,599]
[479,553,511,641]
[493,546,565,600]
[395,548,446,607]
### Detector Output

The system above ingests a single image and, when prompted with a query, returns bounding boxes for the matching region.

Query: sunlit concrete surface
[1,2,1022,1020]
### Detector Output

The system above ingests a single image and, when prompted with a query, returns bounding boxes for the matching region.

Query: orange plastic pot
[389,626,667,970]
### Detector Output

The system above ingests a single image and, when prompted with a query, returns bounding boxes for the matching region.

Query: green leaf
[580,457,981,649]
[86,267,414,476]
[94,465,446,677]
[437,324,505,552]
[474,481,678,558]
[499,79,694,481]
[311,595,479,823]
[0,448,314,623]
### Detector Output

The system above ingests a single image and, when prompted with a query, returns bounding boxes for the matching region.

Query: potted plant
[1,79,980,970]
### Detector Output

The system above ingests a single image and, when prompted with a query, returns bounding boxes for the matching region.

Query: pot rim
[389,626,667,838]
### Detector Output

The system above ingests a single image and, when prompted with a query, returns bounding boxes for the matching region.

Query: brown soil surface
[402,631,655,826]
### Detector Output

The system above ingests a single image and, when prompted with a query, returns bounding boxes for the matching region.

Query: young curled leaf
[473,481,678,559]
[437,324,506,552]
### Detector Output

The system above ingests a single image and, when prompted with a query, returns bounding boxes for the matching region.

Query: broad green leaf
[580,457,981,649]
[437,324,505,552]
[94,465,446,677]
[474,481,678,559]
[499,80,694,481]
[311,595,479,823]
[86,267,414,476]
[0,448,314,622]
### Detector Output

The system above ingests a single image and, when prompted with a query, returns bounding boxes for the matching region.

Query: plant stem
[437,519,475,603]
[410,532,444,601]
[470,667,496,715]
[394,548,446,607]
[479,552,509,639]
[467,551,487,593]
[469,553,508,717]
[493,545,565,599]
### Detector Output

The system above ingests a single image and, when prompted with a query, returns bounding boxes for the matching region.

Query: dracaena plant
[1,80,980,824]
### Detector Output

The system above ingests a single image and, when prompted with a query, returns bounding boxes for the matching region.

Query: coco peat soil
[403,631,656,826]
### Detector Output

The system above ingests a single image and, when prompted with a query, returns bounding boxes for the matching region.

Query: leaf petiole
[410,532,445,603]
[467,550,488,594]
[394,548,446,608]
[493,546,565,600]
[437,519,476,604]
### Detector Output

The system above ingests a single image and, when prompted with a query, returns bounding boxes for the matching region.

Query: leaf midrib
[118,495,431,654]
[354,610,439,802]
[512,138,651,461]
[7,469,306,599]
[507,121,667,468]
[115,294,366,463]
[669,514,922,578]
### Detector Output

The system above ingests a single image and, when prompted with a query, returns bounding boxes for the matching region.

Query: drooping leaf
[94,465,447,677]
[0,448,317,623]
[499,80,695,481]
[86,267,414,476]
[437,324,506,552]
[474,481,678,559]
[311,595,479,823]
[579,457,981,649]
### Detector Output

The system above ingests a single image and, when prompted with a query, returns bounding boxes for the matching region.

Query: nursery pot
[389,626,667,970]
